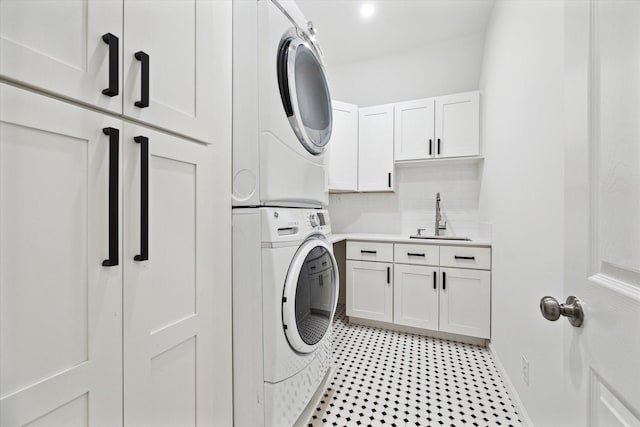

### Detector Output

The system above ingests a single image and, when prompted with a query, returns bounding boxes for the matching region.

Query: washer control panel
[262,208,331,242]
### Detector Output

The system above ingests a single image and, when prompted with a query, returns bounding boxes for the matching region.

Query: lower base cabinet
[346,241,492,340]
[346,260,393,322]
[393,264,439,330]
[439,267,491,338]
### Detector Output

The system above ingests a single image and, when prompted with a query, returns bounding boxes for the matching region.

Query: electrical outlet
[521,356,530,386]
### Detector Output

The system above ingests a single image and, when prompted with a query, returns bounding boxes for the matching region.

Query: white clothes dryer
[233,0,333,208]
[233,208,339,426]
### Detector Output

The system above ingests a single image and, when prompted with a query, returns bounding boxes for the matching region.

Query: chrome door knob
[540,295,584,327]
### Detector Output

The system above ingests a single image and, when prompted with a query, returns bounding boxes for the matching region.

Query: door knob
[540,295,584,327]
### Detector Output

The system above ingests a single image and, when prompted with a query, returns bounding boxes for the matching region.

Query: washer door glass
[282,238,339,353]
[277,33,332,155]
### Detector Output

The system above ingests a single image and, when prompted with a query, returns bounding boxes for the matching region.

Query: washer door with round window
[277,29,333,156]
[282,237,339,354]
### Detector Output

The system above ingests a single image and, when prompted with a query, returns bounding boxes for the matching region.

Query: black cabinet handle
[102,33,119,97]
[433,271,436,289]
[442,271,446,290]
[454,256,476,260]
[102,127,119,267]
[429,139,433,155]
[388,172,392,188]
[387,267,390,284]
[134,51,149,108]
[407,253,425,257]
[134,136,149,261]
[437,138,441,155]
[361,250,377,254]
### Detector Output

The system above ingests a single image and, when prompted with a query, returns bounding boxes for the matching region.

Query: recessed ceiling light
[360,2,375,20]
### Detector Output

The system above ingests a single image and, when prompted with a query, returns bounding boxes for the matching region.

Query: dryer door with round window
[277,30,333,155]
[282,237,339,354]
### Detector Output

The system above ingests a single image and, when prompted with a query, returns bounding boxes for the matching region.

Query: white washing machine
[233,0,333,208]
[233,208,339,426]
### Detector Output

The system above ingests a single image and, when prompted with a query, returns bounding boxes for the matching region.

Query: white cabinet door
[394,264,439,330]
[358,105,394,192]
[0,0,123,113]
[439,267,490,339]
[394,98,435,161]
[123,0,231,143]
[434,91,480,158]
[329,101,358,192]
[122,124,232,426]
[0,84,122,426]
[346,260,393,322]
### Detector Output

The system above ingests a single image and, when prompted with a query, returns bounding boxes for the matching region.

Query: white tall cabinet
[0,84,124,427]
[329,101,358,192]
[358,105,394,192]
[0,1,232,426]
[0,0,123,113]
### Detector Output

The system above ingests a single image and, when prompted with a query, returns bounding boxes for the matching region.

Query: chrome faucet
[435,192,447,236]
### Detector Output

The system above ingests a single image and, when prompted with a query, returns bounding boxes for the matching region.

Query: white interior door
[560,2,640,425]
[123,124,232,426]
[123,0,230,143]
[0,84,122,426]
[0,0,123,113]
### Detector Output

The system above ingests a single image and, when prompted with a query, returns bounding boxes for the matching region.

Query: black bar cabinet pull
[361,250,377,254]
[407,253,425,257]
[454,255,476,260]
[102,127,119,267]
[433,271,437,289]
[388,172,392,188]
[102,33,119,97]
[429,139,433,155]
[134,136,149,261]
[134,51,149,108]
[442,271,446,290]
[387,267,390,284]
[437,138,441,155]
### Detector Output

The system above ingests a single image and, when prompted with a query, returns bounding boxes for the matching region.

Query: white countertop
[328,233,491,247]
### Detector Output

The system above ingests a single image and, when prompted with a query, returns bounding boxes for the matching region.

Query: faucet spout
[435,192,446,236]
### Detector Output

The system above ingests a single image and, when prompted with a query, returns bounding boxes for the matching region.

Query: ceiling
[296,0,495,66]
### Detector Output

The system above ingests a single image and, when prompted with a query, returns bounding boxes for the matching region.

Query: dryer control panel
[260,208,331,243]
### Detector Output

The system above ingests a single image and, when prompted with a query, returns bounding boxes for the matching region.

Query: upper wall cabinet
[395,91,480,161]
[434,91,480,158]
[358,105,394,192]
[123,0,227,143]
[394,98,436,161]
[0,0,123,114]
[0,0,228,143]
[329,101,359,192]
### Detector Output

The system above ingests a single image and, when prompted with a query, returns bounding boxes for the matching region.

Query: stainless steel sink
[409,235,472,241]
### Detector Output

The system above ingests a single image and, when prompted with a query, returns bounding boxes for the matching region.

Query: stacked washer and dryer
[232,1,339,426]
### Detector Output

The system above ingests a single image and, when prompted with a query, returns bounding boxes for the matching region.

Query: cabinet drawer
[394,243,439,266]
[346,241,393,262]
[440,246,491,270]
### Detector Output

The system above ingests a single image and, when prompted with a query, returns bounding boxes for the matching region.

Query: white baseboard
[487,342,534,427]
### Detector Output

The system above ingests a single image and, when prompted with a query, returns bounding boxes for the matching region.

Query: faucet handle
[416,228,426,236]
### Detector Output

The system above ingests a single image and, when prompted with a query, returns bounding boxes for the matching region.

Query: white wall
[330,162,482,237]
[478,1,566,425]
[327,32,485,107]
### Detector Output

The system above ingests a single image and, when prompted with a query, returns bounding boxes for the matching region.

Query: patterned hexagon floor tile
[307,305,522,427]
